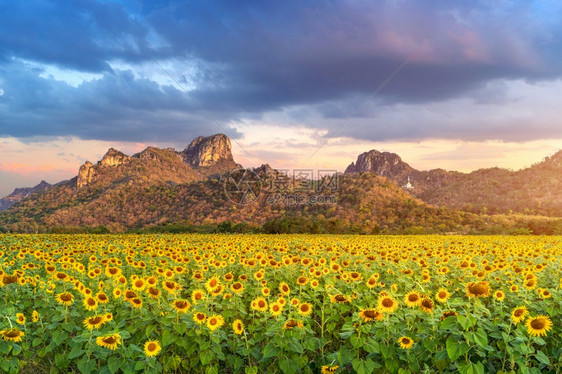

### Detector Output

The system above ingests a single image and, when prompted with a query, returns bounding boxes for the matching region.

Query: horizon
[1,1,562,196]
[1,132,559,197]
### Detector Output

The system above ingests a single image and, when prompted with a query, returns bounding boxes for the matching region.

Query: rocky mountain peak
[345,149,414,177]
[100,148,131,167]
[182,134,234,167]
[77,161,96,189]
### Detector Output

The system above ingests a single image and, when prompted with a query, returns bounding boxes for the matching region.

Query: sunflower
[162,281,179,294]
[493,290,505,301]
[193,312,207,325]
[96,292,109,304]
[321,366,339,374]
[525,315,552,337]
[144,340,162,357]
[130,297,143,309]
[251,297,268,312]
[540,289,552,299]
[96,333,121,350]
[404,292,421,308]
[398,336,414,349]
[366,277,378,289]
[105,313,113,321]
[32,310,39,323]
[232,319,244,335]
[297,302,312,317]
[132,278,146,291]
[435,289,450,303]
[419,298,434,313]
[296,276,308,286]
[330,294,348,304]
[465,282,490,298]
[0,328,24,342]
[511,306,529,324]
[206,314,224,332]
[377,295,398,314]
[83,315,106,330]
[279,282,291,295]
[147,287,161,299]
[172,299,191,314]
[83,297,98,311]
[283,319,304,330]
[230,282,244,295]
[16,313,26,325]
[56,292,74,306]
[191,289,206,303]
[358,308,384,322]
[269,302,283,317]
[205,277,221,292]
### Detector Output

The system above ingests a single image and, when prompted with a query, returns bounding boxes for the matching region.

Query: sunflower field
[0,234,560,374]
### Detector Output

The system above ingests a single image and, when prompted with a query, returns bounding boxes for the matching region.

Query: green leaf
[262,343,281,359]
[173,323,187,335]
[286,338,303,354]
[108,356,121,374]
[68,345,85,360]
[446,337,469,361]
[535,350,550,365]
[245,367,258,374]
[200,350,215,366]
[279,357,299,374]
[77,357,96,374]
[0,341,11,354]
[134,361,146,371]
[337,346,354,366]
[161,330,178,347]
[458,361,485,374]
[473,328,488,349]
[439,316,457,330]
[206,366,219,374]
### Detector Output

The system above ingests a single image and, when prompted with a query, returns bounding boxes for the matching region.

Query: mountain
[0,133,490,233]
[0,134,559,234]
[0,180,52,212]
[345,149,562,216]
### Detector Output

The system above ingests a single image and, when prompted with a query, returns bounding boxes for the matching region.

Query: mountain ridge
[0,135,560,233]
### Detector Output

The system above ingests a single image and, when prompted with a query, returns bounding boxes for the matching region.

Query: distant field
[0,234,560,373]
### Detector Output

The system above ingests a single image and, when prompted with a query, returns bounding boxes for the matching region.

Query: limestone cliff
[181,134,234,167]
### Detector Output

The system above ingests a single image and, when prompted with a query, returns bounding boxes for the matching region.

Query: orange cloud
[0,162,74,175]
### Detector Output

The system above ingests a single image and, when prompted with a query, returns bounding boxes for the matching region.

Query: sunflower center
[5,329,20,337]
[148,343,157,351]
[402,338,411,344]
[103,337,116,344]
[258,300,265,308]
[363,310,376,318]
[531,319,545,329]
[408,294,419,301]
[61,294,72,301]
[514,309,523,317]
[176,301,188,309]
[382,298,394,307]
[89,317,103,324]
[438,292,446,298]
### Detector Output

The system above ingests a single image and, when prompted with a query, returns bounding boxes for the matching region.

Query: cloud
[0,62,242,143]
[1,0,562,146]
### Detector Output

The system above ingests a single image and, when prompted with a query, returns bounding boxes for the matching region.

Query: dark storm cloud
[0,63,242,143]
[1,0,561,143]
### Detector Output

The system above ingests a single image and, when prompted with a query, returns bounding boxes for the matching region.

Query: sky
[1,0,561,196]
